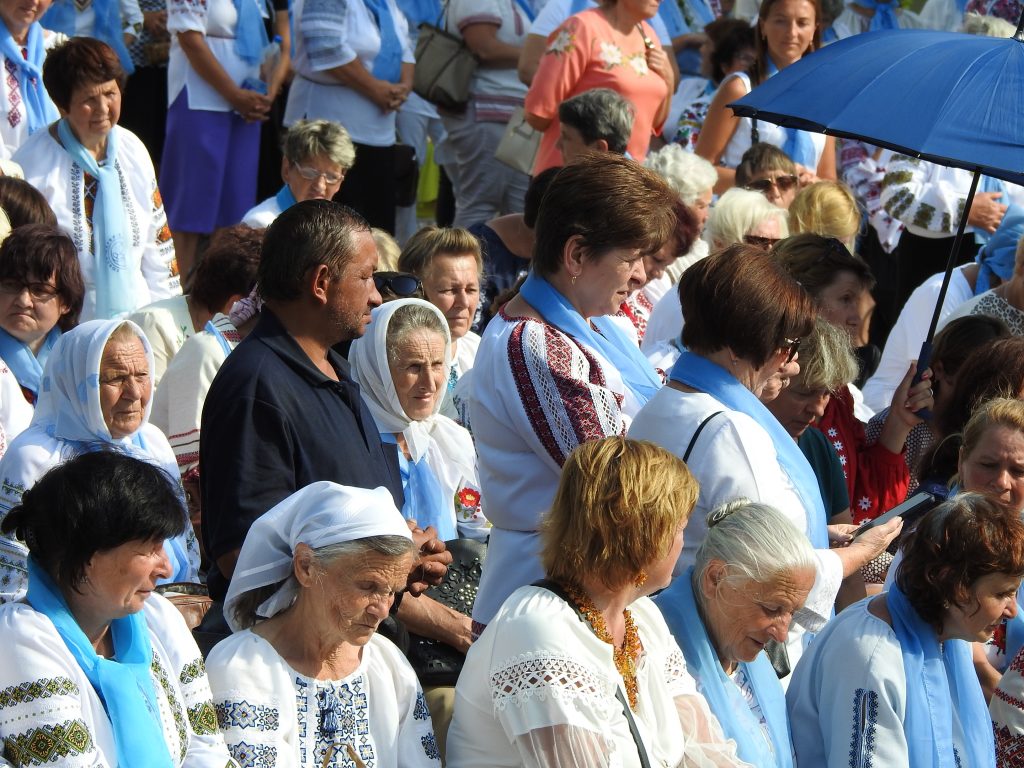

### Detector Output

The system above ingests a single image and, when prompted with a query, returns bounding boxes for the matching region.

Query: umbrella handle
[912,339,932,421]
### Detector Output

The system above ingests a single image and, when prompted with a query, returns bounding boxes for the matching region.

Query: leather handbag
[413,3,478,113]
[494,106,541,175]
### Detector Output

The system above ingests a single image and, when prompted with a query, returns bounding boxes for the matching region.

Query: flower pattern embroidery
[547,29,574,55]
[455,485,484,523]
[627,53,649,76]
[598,41,622,69]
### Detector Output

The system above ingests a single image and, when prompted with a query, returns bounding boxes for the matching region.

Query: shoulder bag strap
[531,579,653,768]
[682,411,723,463]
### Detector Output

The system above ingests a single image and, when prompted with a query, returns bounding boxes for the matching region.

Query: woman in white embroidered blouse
[447,436,752,768]
[465,154,677,629]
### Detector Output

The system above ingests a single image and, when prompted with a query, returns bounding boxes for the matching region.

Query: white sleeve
[512,725,616,768]
[881,156,967,234]
[0,362,32,458]
[167,0,209,36]
[121,0,143,31]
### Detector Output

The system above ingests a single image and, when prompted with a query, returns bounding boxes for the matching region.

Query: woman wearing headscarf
[349,299,487,542]
[207,481,441,766]
[0,318,198,603]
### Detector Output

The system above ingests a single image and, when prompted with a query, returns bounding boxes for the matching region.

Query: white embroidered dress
[0,593,235,767]
[446,586,751,768]
[13,125,179,321]
[206,630,440,768]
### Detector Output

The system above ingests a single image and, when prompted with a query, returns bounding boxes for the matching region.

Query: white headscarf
[224,482,413,633]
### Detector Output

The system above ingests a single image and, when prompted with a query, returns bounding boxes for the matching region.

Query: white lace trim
[663,647,690,698]
[490,652,616,716]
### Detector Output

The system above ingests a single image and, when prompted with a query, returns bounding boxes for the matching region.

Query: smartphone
[851,491,938,540]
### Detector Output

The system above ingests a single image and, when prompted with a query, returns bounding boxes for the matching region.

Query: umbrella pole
[913,168,981,414]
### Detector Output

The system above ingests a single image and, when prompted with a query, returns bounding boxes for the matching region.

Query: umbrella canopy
[729,28,1024,186]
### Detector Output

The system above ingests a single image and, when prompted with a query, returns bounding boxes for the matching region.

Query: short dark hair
[0,224,85,331]
[735,143,797,188]
[0,451,187,592]
[896,493,1024,634]
[532,153,677,278]
[773,232,876,295]
[191,225,262,313]
[557,88,635,154]
[42,38,126,113]
[0,177,57,229]
[706,18,755,83]
[680,243,816,369]
[931,315,1010,378]
[523,167,560,230]
[258,200,370,302]
[672,198,701,259]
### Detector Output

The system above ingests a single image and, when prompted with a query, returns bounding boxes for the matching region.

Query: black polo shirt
[200,309,404,602]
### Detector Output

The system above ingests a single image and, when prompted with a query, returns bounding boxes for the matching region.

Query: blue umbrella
[729,21,1024,392]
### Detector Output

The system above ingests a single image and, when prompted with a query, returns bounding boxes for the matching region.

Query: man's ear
[591,138,610,153]
[308,264,332,305]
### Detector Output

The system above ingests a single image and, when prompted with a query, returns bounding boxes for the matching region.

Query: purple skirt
[161,89,261,233]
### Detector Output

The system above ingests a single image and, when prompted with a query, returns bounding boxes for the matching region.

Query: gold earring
[634,571,648,588]
[571,274,578,286]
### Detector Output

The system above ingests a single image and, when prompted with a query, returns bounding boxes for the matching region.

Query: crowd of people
[0,0,1021,764]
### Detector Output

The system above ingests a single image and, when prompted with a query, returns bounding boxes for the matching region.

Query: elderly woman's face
[703,564,815,663]
[691,189,713,233]
[99,335,150,439]
[388,328,447,421]
[0,269,68,351]
[573,246,647,317]
[422,254,480,341]
[62,79,121,149]
[283,155,345,204]
[959,425,1024,512]
[765,380,830,438]
[78,538,171,620]
[942,571,1021,643]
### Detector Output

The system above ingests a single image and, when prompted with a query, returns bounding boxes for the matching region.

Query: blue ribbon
[975,203,1024,294]
[41,0,135,74]
[384,434,457,541]
[0,326,59,398]
[668,351,828,548]
[519,272,662,406]
[363,0,403,83]
[57,120,134,319]
[887,583,995,768]
[655,570,794,767]
[0,20,59,135]
[274,183,297,215]
[765,59,816,169]
[26,558,174,768]
[850,0,900,30]
[233,0,269,66]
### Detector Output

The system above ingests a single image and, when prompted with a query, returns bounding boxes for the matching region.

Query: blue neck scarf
[0,20,58,135]
[765,59,817,169]
[0,326,59,397]
[274,184,297,215]
[655,570,793,768]
[385,435,458,541]
[975,203,1024,294]
[519,272,662,406]
[233,0,269,66]
[668,351,827,548]
[204,319,234,357]
[26,558,174,768]
[363,0,403,83]
[41,0,134,73]
[395,0,441,27]
[57,120,134,320]
[658,0,689,36]
[887,583,994,768]
[973,175,1010,247]
[850,0,900,29]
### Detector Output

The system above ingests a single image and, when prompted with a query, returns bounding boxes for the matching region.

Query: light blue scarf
[519,272,662,406]
[274,184,297,216]
[41,0,134,73]
[0,326,59,398]
[395,0,441,27]
[0,20,58,135]
[382,433,457,541]
[57,119,134,320]
[26,558,174,768]
[233,0,269,66]
[658,0,689,36]
[887,583,995,768]
[975,203,1024,294]
[765,59,817,169]
[204,319,234,357]
[363,0,403,83]
[655,569,794,768]
[668,351,827,548]
[850,0,900,30]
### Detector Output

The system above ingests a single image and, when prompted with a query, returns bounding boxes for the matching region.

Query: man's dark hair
[557,88,635,155]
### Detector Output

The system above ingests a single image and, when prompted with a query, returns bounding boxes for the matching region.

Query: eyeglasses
[781,336,801,364]
[0,279,59,301]
[743,234,782,250]
[745,174,798,194]
[373,271,423,298]
[291,162,345,186]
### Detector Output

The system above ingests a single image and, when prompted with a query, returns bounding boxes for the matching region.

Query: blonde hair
[372,228,401,272]
[704,188,789,249]
[397,225,483,278]
[541,437,699,591]
[788,181,861,248]
[796,317,858,391]
[962,397,1024,461]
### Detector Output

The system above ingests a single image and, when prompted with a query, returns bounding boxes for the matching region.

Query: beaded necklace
[562,582,642,710]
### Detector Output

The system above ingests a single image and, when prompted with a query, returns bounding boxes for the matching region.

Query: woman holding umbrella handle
[695,0,836,194]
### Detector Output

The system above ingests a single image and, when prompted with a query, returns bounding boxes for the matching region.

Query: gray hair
[283,119,356,170]
[961,11,1016,37]
[643,144,717,206]
[557,88,635,155]
[704,188,789,249]
[693,499,816,610]
[385,303,449,366]
[797,317,858,392]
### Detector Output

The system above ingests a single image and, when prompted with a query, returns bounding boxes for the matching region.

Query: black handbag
[412,2,478,112]
[406,537,487,686]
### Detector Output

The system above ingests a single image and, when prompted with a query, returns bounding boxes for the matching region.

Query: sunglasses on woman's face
[743,234,781,250]
[373,271,422,298]
[745,174,798,194]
